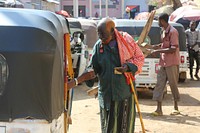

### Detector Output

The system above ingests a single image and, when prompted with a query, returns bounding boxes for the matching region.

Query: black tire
[179,78,186,83]
[179,72,186,83]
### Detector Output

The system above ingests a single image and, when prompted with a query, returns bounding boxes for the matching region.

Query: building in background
[61,0,149,18]
[61,0,121,18]
[21,0,60,11]
[18,0,151,18]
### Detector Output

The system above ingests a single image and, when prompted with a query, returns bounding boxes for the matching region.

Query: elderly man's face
[97,25,112,45]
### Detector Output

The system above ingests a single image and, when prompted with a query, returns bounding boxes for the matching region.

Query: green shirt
[88,39,138,110]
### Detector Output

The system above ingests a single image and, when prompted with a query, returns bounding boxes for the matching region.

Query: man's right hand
[67,69,96,90]
[146,48,154,55]
[80,70,96,81]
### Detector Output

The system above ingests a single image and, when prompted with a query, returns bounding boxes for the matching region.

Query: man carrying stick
[79,17,144,133]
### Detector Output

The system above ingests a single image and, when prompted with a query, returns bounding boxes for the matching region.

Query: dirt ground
[68,73,200,133]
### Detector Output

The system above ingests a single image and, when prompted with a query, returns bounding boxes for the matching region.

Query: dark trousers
[100,95,136,133]
[188,49,199,76]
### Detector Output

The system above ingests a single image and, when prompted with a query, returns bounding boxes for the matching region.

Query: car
[114,19,188,92]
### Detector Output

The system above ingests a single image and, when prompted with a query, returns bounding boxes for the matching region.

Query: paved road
[68,74,200,133]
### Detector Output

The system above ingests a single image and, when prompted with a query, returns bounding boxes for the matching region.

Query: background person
[185,21,200,80]
[123,7,130,19]
[148,13,180,116]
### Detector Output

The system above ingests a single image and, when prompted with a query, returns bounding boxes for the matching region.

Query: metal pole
[76,0,79,17]
[60,0,62,10]
[73,0,78,17]
[121,0,124,19]
[105,0,108,17]
[99,0,102,18]
[89,0,92,17]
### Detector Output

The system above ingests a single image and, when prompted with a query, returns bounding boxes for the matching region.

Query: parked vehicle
[0,8,72,133]
[68,18,89,77]
[79,19,98,61]
[114,19,188,91]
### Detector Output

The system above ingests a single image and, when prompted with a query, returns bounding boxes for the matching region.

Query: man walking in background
[185,21,200,80]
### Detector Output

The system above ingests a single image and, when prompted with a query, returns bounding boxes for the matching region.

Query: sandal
[151,111,163,116]
[170,110,180,115]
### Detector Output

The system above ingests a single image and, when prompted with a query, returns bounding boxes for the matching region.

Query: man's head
[97,17,115,45]
[189,21,196,31]
[158,13,169,28]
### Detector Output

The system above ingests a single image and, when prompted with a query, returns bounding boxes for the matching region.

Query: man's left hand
[114,64,128,73]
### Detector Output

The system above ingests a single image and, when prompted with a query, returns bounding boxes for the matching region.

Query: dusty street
[69,75,200,133]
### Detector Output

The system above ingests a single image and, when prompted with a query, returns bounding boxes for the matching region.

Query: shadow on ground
[138,91,200,107]
[139,111,200,126]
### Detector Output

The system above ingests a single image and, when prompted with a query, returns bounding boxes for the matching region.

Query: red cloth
[114,29,144,83]
[115,29,144,74]
[55,10,70,17]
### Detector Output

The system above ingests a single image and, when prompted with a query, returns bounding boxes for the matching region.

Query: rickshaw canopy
[0,8,70,122]
[79,19,98,49]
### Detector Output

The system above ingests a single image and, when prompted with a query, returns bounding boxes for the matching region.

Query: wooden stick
[137,10,156,46]
[137,10,156,57]
[87,86,98,96]
[129,74,146,133]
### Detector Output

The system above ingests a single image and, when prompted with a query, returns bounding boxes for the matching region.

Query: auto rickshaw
[0,8,72,133]
[67,18,89,78]
[79,19,98,60]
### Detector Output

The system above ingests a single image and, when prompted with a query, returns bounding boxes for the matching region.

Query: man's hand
[67,69,96,90]
[114,64,128,74]
[143,43,153,49]
[80,69,96,81]
[146,48,154,55]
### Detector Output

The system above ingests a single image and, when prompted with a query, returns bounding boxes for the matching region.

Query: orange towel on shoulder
[114,29,144,75]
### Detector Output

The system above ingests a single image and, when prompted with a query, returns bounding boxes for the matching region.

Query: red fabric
[115,29,144,74]
[114,29,144,84]
[126,5,137,10]
[125,72,135,86]
[55,10,70,17]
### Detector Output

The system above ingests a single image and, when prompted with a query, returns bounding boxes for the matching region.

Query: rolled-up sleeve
[170,29,179,48]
